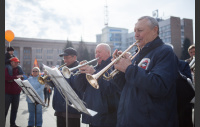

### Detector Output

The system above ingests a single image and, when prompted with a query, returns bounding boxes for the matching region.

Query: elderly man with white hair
[73,43,120,127]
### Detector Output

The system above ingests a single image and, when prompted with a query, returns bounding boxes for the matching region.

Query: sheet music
[43,64,97,116]
[14,78,46,106]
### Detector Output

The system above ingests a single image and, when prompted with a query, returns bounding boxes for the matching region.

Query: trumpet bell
[86,74,99,89]
[62,66,71,79]
[38,76,46,85]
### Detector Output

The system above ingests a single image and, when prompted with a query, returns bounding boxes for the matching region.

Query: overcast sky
[5,0,195,42]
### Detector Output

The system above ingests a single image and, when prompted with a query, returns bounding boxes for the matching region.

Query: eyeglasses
[32,71,38,72]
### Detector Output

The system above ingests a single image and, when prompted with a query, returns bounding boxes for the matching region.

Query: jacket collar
[67,60,79,68]
[96,57,112,70]
[142,36,163,49]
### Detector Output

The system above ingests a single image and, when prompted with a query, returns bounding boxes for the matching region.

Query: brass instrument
[86,40,140,89]
[38,63,66,84]
[62,58,99,78]
[38,75,51,85]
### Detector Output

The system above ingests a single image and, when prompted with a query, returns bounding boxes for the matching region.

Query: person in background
[5,57,23,127]
[26,67,44,127]
[185,44,195,84]
[177,60,194,127]
[52,47,82,127]
[73,43,120,127]
[43,70,52,107]
[5,46,23,76]
[185,45,195,64]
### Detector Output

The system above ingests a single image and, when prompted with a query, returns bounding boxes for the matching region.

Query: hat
[59,47,77,57]
[32,67,40,72]
[7,46,14,51]
[10,57,20,63]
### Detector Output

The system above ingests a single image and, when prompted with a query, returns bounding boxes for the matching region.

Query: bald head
[95,43,111,65]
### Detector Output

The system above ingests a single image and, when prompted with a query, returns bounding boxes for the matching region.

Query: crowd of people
[5,16,195,127]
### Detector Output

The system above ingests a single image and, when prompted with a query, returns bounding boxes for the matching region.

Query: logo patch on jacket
[138,58,150,70]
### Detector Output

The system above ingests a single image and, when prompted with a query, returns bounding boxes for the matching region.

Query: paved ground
[5,91,89,127]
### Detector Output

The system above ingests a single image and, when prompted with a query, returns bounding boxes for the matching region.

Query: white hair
[138,16,159,34]
[96,43,111,55]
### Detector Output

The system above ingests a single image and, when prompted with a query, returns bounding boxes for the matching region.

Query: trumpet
[62,58,99,78]
[38,63,66,84]
[86,40,140,89]
[38,75,51,85]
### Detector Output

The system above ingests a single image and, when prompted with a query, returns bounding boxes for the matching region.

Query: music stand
[14,78,46,127]
[43,64,97,127]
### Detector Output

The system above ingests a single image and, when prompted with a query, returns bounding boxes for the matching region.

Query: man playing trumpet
[112,16,179,127]
[52,47,82,127]
[73,43,120,127]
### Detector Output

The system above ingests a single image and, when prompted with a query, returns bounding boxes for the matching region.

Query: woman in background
[26,67,44,127]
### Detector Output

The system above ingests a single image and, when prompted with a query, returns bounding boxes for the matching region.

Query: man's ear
[73,55,77,60]
[153,26,158,35]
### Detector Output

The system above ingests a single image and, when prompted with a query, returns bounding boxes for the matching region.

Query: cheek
[64,59,68,63]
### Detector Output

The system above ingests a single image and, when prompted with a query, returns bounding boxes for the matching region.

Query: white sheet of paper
[14,78,46,106]
[43,64,97,116]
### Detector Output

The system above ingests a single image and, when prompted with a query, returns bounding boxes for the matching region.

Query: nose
[135,32,139,39]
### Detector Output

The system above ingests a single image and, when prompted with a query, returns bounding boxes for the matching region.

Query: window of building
[47,49,53,54]
[109,33,121,42]
[47,61,53,66]
[114,33,121,41]
[181,38,184,43]
[36,49,42,53]
[167,31,171,36]
[23,55,31,59]
[57,49,62,54]
[181,31,184,36]
[24,61,31,65]
[57,61,61,65]
[110,33,114,41]
[14,50,19,58]
[166,25,170,30]
[36,55,42,59]
[181,25,184,30]
[24,49,31,54]
[47,56,53,59]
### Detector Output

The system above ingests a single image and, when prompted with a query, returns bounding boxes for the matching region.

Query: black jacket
[5,52,15,65]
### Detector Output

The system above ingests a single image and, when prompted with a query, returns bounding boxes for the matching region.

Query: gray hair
[138,16,159,34]
[96,43,111,55]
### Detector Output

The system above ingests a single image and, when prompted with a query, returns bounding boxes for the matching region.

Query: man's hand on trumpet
[112,49,132,73]
[78,60,96,75]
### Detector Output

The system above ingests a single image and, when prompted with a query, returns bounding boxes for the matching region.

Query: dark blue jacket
[73,57,120,126]
[52,61,82,117]
[113,37,179,127]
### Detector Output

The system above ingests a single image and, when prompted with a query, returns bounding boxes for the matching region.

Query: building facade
[96,26,129,52]
[158,16,193,57]
[5,37,111,75]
